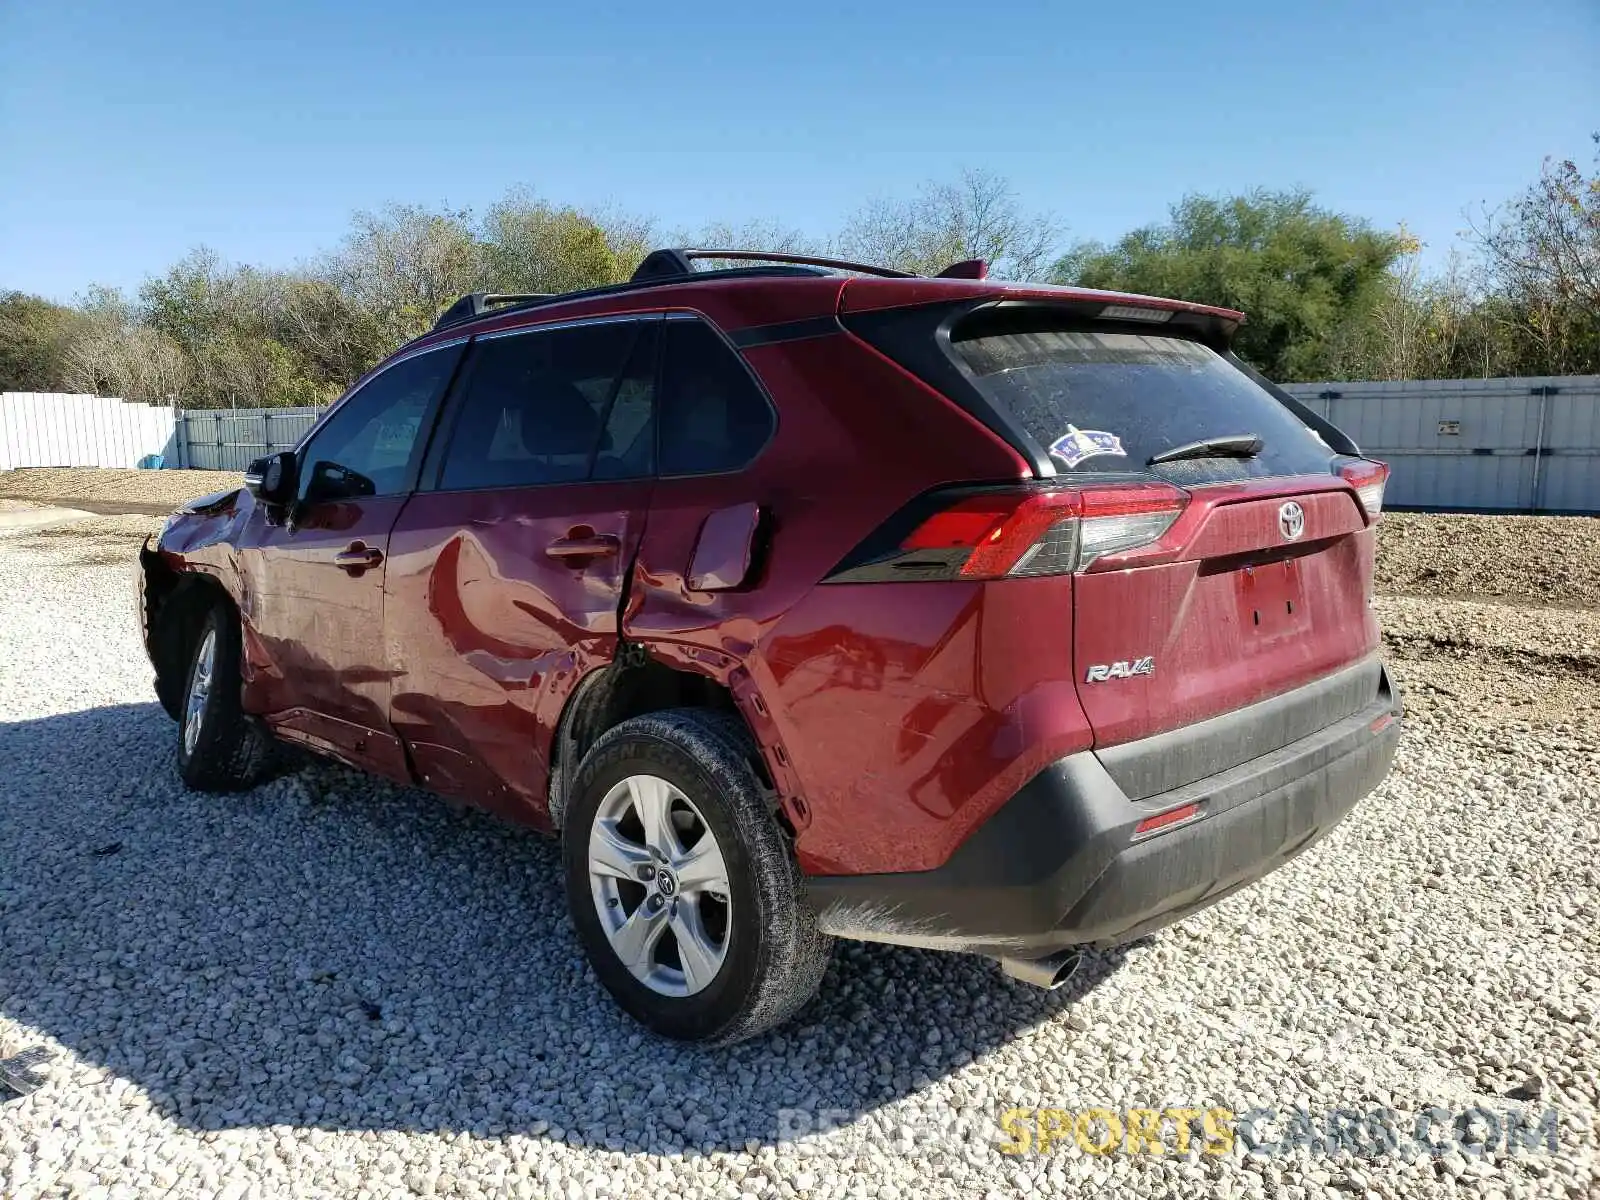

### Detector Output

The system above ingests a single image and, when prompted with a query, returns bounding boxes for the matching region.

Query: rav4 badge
[1084,657,1155,683]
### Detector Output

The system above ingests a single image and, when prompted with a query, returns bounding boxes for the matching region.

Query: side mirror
[303,460,376,505]
[244,451,297,505]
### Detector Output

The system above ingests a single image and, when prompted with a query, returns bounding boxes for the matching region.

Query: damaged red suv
[138,249,1401,1043]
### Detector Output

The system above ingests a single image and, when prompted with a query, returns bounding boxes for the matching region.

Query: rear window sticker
[1048,425,1126,468]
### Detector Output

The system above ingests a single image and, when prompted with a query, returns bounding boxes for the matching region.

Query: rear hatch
[844,289,1387,784]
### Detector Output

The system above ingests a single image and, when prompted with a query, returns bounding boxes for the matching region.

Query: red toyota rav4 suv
[138,249,1401,1043]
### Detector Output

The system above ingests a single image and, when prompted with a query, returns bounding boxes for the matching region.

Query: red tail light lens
[899,482,1188,580]
[1339,459,1388,519]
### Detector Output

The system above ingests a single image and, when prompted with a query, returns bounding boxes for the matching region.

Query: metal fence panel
[178,406,324,471]
[1282,376,1600,514]
[1541,389,1600,513]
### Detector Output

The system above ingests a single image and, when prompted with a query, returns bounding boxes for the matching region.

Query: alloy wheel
[183,627,216,756]
[587,773,732,997]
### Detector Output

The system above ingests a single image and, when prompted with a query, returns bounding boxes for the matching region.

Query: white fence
[0,393,180,471]
[0,393,324,472]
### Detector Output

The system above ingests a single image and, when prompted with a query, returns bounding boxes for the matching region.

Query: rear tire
[175,603,273,793]
[562,709,831,1043]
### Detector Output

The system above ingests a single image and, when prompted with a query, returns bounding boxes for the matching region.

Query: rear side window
[658,319,774,476]
[953,329,1333,484]
[439,321,656,490]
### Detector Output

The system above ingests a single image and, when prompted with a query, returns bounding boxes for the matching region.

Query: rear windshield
[952,329,1334,484]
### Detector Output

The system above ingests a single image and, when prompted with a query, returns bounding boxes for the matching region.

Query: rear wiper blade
[1148,433,1264,465]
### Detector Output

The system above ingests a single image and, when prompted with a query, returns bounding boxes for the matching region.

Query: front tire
[562,709,830,1043]
[176,603,273,793]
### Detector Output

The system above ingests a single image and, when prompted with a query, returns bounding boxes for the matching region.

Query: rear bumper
[804,663,1402,959]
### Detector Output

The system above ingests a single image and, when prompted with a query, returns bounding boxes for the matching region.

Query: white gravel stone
[0,515,1596,1198]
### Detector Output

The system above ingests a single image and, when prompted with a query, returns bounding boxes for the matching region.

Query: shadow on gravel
[0,703,1136,1151]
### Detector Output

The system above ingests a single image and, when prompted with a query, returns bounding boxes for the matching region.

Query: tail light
[829,482,1189,583]
[1339,459,1388,519]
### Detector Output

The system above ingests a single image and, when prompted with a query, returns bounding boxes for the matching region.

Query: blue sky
[2,0,1595,302]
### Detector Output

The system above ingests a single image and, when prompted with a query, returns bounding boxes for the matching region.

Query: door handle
[333,542,384,573]
[545,534,621,560]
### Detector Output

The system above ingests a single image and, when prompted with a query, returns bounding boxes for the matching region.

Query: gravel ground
[1376,513,1600,608]
[0,512,1596,1199]
[0,469,241,514]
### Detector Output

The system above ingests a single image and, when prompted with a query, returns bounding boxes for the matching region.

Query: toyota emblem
[1278,501,1306,541]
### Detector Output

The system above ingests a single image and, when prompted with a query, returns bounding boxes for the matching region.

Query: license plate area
[1236,557,1307,639]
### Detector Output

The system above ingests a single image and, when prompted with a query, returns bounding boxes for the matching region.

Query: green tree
[479,191,653,294]
[0,291,84,391]
[275,277,389,394]
[137,248,339,407]
[322,204,482,351]
[59,286,191,403]
[1052,189,1407,380]
[1470,134,1600,375]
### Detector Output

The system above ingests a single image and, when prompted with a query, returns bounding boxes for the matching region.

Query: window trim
[653,310,780,481]
[293,336,470,503]
[422,313,664,496]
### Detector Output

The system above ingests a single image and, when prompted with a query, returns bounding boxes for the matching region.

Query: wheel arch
[146,566,238,721]
[547,645,792,832]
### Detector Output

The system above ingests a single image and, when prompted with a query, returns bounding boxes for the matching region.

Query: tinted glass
[298,344,461,500]
[439,321,653,490]
[592,325,658,481]
[953,329,1333,484]
[657,320,774,476]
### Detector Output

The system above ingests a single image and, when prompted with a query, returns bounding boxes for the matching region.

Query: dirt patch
[1386,644,1600,735]
[0,502,94,535]
[1377,511,1600,608]
[1377,594,1600,729]
[0,467,241,513]
[0,512,165,566]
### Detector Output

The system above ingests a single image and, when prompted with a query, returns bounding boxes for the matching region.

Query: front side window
[657,319,774,476]
[298,343,463,501]
[439,320,656,490]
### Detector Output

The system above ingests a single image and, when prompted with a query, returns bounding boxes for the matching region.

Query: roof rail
[428,247,949,335]
[433,292,554,331]
[633,248,914,281]
[429,266,829,333]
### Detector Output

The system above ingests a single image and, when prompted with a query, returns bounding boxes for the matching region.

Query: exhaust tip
[998,949,1083,990]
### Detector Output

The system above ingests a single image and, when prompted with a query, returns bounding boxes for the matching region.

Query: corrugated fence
[1281,376,1599,514]
[4,380,1598,513]
[0,393,324,472]
[0,392,180,471]
[177,406,325,471]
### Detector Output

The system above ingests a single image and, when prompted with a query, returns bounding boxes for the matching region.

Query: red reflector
[1134,802,1203,836]
[1369,713,1396,734]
